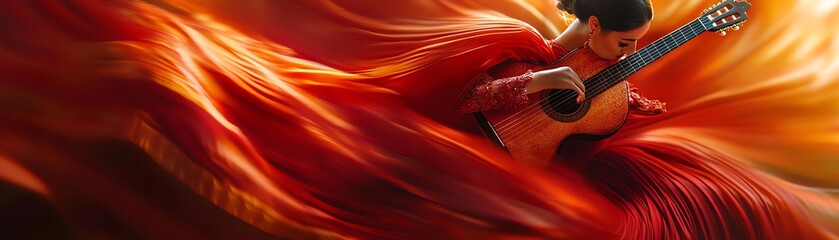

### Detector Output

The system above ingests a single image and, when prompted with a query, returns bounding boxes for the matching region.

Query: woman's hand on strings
[527,67,586,103]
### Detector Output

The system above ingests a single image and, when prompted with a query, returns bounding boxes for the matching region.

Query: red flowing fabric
[1,0,837,239]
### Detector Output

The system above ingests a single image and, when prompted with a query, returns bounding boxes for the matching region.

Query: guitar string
[494,19,706,142]
[494,18,704,132]
[497,19,704,142]
[497,18,710,143]
[498,46,687,142]
[496,2,742,133]
[479,43,588,131]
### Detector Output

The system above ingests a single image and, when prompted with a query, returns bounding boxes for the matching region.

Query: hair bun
[557,0,577,15]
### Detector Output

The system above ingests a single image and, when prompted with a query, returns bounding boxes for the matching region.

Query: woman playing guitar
[457,0,664,166]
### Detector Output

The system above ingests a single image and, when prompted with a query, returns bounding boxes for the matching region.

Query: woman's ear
[588,16,601,33]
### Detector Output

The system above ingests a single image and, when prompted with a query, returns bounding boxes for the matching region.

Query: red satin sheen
[0,0,836,239]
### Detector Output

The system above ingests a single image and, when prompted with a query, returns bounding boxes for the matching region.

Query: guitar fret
[586,19,706,97]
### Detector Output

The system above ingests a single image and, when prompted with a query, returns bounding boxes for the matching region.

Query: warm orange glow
[0,0,837,239]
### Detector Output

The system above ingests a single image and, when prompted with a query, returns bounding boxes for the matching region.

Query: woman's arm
[458,67,586,113]
[458,71,533,113]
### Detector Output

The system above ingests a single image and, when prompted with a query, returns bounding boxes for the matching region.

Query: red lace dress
[458,41,666,114]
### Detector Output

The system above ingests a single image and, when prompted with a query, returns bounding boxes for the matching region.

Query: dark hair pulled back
[557,0,653,32]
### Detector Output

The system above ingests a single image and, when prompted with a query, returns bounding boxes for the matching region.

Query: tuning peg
[718,31,727,36]
[732,25,740,31]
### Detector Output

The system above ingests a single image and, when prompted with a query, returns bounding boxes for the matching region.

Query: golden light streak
[0,155,51,197]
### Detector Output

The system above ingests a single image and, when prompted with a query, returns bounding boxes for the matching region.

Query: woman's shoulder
[549,39,572,56]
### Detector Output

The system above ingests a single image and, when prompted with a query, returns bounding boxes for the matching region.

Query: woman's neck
[553,19,590,50]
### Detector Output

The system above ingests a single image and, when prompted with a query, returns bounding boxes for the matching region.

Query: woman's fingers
[532,67,588,103]
[573,84,584,103]
[561,68,585,103]
[562,78,585,103]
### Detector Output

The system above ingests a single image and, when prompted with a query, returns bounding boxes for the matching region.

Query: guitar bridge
[473,112,508,151]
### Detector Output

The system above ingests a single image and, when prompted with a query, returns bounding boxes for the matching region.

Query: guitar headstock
[700,0,751,36]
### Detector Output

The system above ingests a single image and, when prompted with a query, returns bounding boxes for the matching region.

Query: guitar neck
[585,18,707,98]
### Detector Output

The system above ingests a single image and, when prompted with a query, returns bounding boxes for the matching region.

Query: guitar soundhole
[541,89,590,122]
[546,89,582,114]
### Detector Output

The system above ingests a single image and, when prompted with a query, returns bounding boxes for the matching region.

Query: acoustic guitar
[475,0,751,166]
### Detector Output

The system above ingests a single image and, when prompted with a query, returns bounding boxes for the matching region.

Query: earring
[584,30,593,47]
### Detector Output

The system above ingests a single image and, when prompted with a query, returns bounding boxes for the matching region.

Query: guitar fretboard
[585,18,710,97]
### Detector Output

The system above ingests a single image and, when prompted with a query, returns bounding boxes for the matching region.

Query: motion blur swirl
[0,0,837,239]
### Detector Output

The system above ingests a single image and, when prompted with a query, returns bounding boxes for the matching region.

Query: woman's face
[587,16,651,60]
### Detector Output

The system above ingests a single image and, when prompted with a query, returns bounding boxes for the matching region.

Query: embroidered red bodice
[458,40,666,114]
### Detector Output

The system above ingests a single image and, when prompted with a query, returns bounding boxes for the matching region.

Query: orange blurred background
[0,0,837,239]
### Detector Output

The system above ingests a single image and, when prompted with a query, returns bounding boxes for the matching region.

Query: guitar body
[482,47,628,167]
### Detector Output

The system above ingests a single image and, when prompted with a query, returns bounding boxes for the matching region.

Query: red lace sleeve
[458,70,533,113]
[628,83,667,114]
